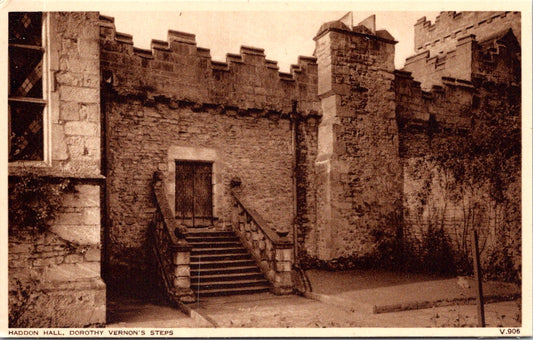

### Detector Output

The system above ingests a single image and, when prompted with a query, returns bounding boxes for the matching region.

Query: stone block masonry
[9,184,105,327]
[407,12,521,90]
[100,14,320,289]
[99,15,319,116]
[294,116,319,258]
[397,23,521,275]
[313,21,402,260]
[414,12,521,56]
[8,12,105,328]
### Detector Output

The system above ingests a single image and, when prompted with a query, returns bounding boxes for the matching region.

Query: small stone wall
[231,192,294,294]
[99,15,319,116]
[9,183,105,327]
[405,25,521,90]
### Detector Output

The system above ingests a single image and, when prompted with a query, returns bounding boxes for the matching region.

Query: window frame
[8,12,51,167]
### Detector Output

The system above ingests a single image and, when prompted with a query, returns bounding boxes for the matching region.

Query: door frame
[174,160,214,227]
[165,146,221,223]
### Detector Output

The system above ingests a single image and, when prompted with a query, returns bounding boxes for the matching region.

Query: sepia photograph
[2,0,531,337]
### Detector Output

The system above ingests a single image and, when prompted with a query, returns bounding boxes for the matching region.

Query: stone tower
[313,16,403,260]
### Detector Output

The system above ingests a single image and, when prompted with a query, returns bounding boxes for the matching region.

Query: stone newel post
[172,239,194,303]
[273,231,293,294]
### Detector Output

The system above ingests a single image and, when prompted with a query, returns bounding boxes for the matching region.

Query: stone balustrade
[152,171,194,303]
[230,189,294,294]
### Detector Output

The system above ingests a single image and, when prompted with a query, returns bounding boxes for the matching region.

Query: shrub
[9,174,75,233]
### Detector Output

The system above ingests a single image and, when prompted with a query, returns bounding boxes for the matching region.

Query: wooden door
[175,161,213,227]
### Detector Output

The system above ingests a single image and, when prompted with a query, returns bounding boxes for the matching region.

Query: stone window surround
[8,12,53,168]
[166,146,222,221]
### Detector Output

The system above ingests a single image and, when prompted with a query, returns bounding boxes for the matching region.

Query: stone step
[190,265,261,276]
[191,253,251,262]
[187,241,242,248]
[187,236,240,243]
[192,278,270,291]
[187,231,236,238]
[191,285,270,297]
[191,247,247,255]
[190,272,265,283]
[189,259,256,269]
[185,227,270,298]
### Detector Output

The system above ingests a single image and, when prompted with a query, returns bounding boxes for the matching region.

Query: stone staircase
[187,228,270,297]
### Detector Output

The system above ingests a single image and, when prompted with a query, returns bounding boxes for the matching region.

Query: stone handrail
[151,171,194,303]
[230,189,294,294]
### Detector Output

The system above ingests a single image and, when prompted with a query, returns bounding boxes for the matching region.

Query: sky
[101,10,440,71]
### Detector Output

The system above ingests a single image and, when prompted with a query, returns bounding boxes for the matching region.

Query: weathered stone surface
[176,265,190,277]
[64,121,99,136]
[9,279,105,328]
[174,276,191,289]
[84,247,101,262]
[42,262,100,282]
[8,12,105,329]
[49,224,100,245]
[174,252,190,265]
[51,124,69,161]
[314,23,402,260]
[8,11,521,329]
[275,261,292,272]
[275,248,293,262]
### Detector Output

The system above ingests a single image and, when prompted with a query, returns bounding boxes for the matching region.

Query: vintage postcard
[1,0,531,337]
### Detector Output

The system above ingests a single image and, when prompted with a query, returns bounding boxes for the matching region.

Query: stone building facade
[7,11,521,327]
[8,12,105,327]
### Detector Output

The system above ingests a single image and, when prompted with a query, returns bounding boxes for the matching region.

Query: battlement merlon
[314,15,397,98]
[404,27,520,91]
[314,19,397,45]
[99,14,317,81]
[414,11,520,54]
[98,14,320,116]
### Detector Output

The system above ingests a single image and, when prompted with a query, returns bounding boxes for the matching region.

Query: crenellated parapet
[404,26,520,91]
[404,34,476,90]
[99,15,319,118]
[395,68,478,159]
[398,19,521,161]
[395,69,474,132]
[414,11,521,56]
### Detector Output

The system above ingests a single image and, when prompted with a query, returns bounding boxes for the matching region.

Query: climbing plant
[405,93,521,281]
[8,174,75,233]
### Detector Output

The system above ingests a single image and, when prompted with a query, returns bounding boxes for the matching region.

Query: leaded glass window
[8,12,45,162]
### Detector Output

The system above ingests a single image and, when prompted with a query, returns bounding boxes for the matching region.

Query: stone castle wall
[294,116,320,258]
[9,12,521,325]
[313,22,402,260]
[397,23,521,272]
[414,11,521,55]
[99,15,320,287]
[406,12,521,90]
[8,12,105,327]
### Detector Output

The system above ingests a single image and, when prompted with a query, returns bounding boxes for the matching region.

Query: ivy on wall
[8,174,76,233]
[405,94,521,282]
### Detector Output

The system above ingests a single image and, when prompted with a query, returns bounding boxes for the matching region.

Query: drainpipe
[290,101,313,294]
[290,100,299,265]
